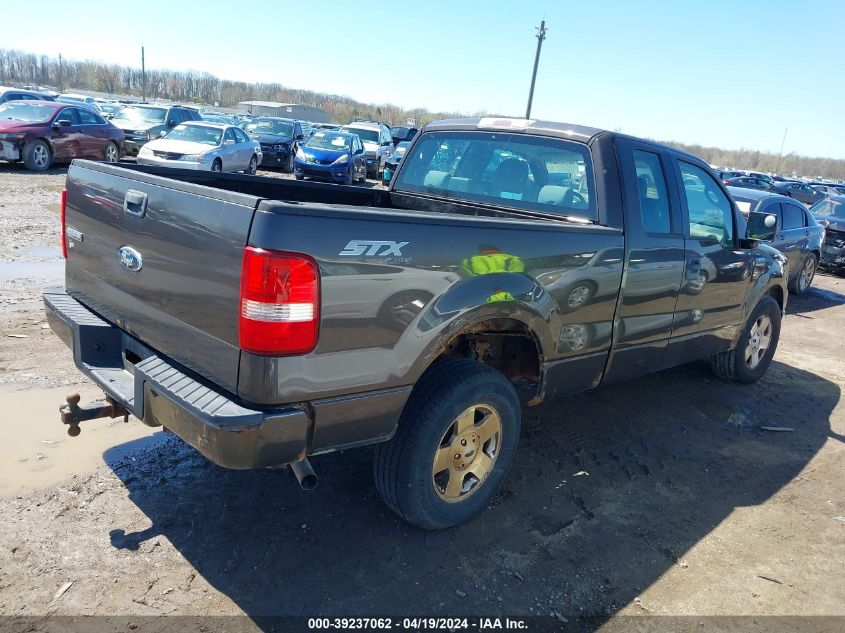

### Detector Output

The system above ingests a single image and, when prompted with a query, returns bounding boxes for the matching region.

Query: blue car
[293,131,367,184]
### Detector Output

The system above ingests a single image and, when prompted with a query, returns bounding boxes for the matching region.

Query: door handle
[123,189,148,218]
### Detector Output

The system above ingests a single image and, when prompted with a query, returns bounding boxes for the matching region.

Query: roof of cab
[424,117,604,142]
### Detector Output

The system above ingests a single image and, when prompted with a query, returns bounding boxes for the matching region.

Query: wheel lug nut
[454,453,461,460]
[460,439,467,446]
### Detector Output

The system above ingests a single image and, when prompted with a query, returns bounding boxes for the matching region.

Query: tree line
[2,47,844,180]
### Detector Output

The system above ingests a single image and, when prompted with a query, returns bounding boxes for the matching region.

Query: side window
[56,108,79,125]
[224,128,236,143]
[678,161,734,245]
[781,203,806,230]
[77,108,99,124]
[233,128,248,143]
[632,149,672,233]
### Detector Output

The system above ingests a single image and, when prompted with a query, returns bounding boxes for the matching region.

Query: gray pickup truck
[46,117,787,529]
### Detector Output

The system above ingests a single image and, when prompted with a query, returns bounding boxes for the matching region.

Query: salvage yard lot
[0,163,843,623]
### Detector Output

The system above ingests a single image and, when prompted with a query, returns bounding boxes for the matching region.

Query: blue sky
[4,0,844,158]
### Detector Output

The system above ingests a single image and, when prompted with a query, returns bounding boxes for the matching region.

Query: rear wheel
[23,140,52,171]
[373,358,521,529]
[711,296,781,384]
[789,253,817,295]
[104,141,119,163]
[211,159,222,172]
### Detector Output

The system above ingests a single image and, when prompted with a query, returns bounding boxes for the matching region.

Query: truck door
[778,200,810,275]
[665,159,753,366]
[603,140,686,383]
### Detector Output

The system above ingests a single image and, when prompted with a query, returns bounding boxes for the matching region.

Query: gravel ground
[0,163,843,629]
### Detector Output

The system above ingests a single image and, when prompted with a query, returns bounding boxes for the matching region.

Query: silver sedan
[137,121,262,173]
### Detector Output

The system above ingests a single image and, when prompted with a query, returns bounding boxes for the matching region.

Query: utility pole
[525,19,547,119]
[775,127,788,175]
[57,53,63,92]
[141,46,146,103]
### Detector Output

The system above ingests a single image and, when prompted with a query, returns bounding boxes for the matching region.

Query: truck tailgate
[63,161,260,393]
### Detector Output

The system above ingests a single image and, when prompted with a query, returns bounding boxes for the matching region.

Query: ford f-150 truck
[45,117,787,529]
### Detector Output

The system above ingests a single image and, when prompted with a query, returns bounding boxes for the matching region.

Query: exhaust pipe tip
[290,458,318,490]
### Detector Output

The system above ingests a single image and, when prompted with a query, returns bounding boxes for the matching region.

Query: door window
[678,161,734,245]
[55,108,79,125]
[632,149,672,233]
[224,128,237,143]
[77,108,100,124]
[781,203,806,230]
[233,128,249,143]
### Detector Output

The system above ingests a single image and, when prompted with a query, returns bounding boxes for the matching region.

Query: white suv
[340,121,393,179]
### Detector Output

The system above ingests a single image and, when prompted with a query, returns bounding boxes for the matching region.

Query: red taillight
[60,188,67,258]
[238,247,320,355]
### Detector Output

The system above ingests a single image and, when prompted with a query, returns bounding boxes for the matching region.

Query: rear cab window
[393,130,596,220]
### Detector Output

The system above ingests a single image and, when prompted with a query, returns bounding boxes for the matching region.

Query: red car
[0,100,125,171]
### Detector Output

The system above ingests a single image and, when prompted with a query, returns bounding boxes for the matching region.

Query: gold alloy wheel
[432,404,501,502]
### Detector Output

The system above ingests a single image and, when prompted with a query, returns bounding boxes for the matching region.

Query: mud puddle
[0,384,161,497]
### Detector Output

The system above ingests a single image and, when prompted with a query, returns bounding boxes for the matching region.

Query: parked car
[293,130,366,184]
[809,196,845,274]
[717,170,743,183]
[746,171,775,185]
[0,100,124,171]
[137,121,261,174]
[314,123,341,131]
[48,117,788,529]
[812,184,845,197]
[57,94,104,114]
[724,176,776,191]
[201,114,238,126]
[110,104,202,156]
[244,117,311,172]
[340,121,393,178]
[97,103,124,118]
[772,180,825,206]
[382,140,411,184]
[0,86,55,104]
[728,186,823,294]
[390,126,418,145]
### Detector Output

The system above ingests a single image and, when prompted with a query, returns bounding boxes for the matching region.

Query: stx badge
[339,240,409,257]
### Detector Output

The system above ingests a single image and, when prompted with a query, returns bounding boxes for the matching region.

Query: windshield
[305,132,350,152]
[0,102,55,123]
[812,199,845,219]
[246,118,294,137]
[344,127,379,143]
[99,103,123,114]
[394,130,596,220]
[113,106,167,124]
[393,141,410,157]
[163,124,222,146]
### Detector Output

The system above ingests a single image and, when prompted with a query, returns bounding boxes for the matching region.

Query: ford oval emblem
[118,246,143,273]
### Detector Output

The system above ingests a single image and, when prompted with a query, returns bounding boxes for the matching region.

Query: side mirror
[167,120,177,127]
[53,119,71,128]
[224,138,235,146]
[354,148,363,155]
[296,134,304,141]
[746,212,777,242]
[381,140,392,146]
[159,130,167,138]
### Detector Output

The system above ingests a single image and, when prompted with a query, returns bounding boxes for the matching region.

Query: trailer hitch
[60,392,129,437]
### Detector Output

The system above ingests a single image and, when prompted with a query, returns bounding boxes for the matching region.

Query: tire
[377,157,385,180]
[247,155,258,175]
[295,174,304,181]
[711,295,781,384]
[285,152,294,173]
[104,141,119,163]
[788,253,817,295]
[211,159,222,172]
[23,140,52,171]
[373,358,521,530]
[344,165,354,185]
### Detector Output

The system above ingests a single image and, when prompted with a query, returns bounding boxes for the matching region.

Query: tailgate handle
[123,189,148,218]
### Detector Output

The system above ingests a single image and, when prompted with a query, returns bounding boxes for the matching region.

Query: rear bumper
[44,289,310,469]
[44,289,410,468]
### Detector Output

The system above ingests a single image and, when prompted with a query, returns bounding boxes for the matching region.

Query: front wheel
[789,253,817,295]
[247,155,258,175]
[211,159,222,172]
[711,295,781,383]
[373,358,521,529]
[23,140,52,171]
[285,152,294,173]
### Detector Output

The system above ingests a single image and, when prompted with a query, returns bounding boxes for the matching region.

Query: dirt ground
[0,163,843,629]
